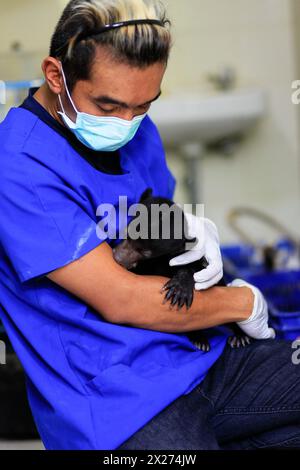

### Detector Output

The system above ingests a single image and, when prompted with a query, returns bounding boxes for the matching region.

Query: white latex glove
[169,213,224,290]
[228,278,276,340]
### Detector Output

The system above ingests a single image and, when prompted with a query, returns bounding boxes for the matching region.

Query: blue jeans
[117,339,300,450]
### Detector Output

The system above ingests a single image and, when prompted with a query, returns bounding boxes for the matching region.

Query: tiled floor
[0,440,44,450]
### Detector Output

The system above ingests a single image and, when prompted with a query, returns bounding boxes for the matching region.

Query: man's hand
[169,213,223,290]
[228,278,276,340]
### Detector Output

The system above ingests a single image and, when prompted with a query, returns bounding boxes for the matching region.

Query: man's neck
[33,83,66,127]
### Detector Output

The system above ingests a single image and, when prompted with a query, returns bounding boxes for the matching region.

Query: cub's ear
[139,187,153,203]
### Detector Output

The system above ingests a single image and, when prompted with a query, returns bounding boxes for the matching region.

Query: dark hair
[50,0,172,91]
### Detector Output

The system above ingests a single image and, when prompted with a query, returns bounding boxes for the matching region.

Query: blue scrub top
[0,89,227,450]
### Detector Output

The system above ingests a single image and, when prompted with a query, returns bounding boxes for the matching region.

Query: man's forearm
[118,274,254,333]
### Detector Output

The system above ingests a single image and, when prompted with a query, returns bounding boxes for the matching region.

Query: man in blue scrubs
[0,0,299,450]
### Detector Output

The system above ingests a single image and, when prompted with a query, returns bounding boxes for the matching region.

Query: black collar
[19,88,124,175]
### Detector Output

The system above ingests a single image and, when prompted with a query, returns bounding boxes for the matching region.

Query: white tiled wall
[0,0,61,55]
[163,0,300,243]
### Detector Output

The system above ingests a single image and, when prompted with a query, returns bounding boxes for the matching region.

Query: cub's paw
[187,332,211,352]
[192,338,211,353]
[227,334,252,349]
[161,276,194,310]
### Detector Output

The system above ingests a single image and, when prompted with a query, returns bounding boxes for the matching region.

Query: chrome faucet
[207,66,236,91]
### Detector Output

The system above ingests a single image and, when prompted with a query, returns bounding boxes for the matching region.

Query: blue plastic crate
[221,239,299,281]
[221,242,300,340]
[244,270,300,299]
[269,301,300,331]
[221,245,256,269]
[221,244,265,282]
[243,270,300,340]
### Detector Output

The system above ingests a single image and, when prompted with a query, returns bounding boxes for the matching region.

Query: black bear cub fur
[112,187,252,351]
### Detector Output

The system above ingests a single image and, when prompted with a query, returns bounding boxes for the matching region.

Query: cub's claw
[227,335,252,349]
[187,332,211,352]
[162,278,194,310]
[193,339,211,352]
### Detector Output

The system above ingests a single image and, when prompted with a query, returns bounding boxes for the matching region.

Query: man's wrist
[197,286,255,325]
[229,286,254,322]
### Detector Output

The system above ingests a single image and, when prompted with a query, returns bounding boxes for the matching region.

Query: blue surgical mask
[57,66,147,152]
